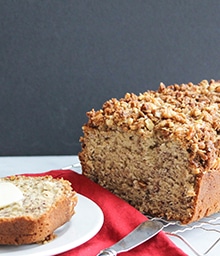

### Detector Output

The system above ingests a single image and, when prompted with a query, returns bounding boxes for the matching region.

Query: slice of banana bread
[79,79,220,224]
[0,175,77,245]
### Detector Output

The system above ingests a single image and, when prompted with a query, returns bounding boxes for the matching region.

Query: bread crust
[189,170,220,223]
[0,176,77,245]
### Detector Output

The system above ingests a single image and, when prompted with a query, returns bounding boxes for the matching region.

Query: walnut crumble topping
[83,80,220,173]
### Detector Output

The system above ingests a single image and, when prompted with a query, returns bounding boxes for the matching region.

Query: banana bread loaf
[79,79,220,224]
[0,175,77,245]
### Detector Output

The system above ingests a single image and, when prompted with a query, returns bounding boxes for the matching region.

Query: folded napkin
[27,170,187,256]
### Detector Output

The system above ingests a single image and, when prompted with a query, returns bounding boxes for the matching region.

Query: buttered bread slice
[0,175,77,245]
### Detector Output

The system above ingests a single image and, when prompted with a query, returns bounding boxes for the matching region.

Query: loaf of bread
[79,79,220,224]
[0,175,77,245]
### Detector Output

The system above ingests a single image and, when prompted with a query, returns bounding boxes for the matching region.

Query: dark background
[1,0,220,156]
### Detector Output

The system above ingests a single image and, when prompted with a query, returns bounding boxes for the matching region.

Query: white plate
[0,194,104,256]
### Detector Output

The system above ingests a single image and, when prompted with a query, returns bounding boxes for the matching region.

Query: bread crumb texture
[79,79,220,224]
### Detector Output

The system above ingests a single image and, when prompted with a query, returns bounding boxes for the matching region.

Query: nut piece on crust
[0,175,77,245]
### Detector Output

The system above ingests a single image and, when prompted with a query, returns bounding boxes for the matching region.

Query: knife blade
[96,219,163,256]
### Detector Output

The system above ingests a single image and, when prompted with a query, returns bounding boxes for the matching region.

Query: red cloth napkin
[26,170,187,256]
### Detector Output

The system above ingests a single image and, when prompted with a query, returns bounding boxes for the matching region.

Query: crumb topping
[83,80,220,172]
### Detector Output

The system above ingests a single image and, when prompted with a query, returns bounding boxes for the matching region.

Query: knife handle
[96,220,163,256]
[96,248,117,256]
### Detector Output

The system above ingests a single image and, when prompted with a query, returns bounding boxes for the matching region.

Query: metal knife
[96,219,163,256]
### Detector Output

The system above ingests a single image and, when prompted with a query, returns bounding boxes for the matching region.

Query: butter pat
[0,182,24,208]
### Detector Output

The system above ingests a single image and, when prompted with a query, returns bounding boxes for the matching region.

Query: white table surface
[0,155,81,176]
[0,155,220,256]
